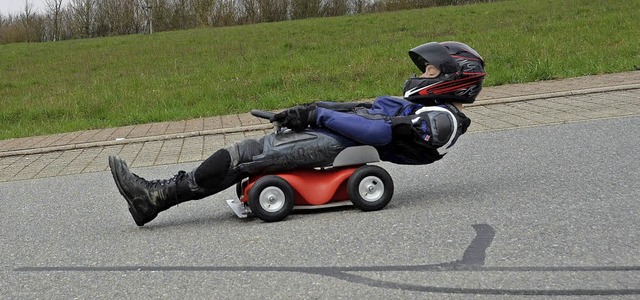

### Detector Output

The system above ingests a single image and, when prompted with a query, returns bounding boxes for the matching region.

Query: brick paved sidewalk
[1,71,639,182]
[1,71,639,157]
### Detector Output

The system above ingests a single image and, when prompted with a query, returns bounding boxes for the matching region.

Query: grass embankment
[1,0,638,139]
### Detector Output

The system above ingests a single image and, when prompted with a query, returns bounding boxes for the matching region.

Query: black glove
[271,104,317,132]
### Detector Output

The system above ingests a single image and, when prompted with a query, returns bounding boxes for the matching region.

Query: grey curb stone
[0,124,273,158]
[2,84,638,158]
[467,83,640,107]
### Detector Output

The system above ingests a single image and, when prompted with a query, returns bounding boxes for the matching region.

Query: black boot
[108,155,205,226]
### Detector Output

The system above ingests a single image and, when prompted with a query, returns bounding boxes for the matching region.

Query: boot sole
[108,156,151,227]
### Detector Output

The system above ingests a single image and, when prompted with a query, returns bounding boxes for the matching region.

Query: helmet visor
[408,42,458,74]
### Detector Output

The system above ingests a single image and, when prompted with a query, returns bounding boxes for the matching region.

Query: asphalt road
[2,116,639,299]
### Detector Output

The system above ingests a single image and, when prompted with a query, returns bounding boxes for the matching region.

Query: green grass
[1,0,639,139]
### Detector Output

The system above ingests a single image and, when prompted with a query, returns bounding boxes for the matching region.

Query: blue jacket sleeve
[314,107,392,146]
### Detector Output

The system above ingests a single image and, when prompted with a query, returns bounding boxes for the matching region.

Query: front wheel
[248,175,295,222]
[347,165,394,211]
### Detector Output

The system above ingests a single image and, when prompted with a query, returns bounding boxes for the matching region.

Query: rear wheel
[248,175,295,222]
[347,165,394,211]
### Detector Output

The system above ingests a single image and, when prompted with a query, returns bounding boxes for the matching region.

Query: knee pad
[193,149,231,189]
[193,138,264,189]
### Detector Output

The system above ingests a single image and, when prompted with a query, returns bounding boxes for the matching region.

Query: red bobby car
[226,110,395,222]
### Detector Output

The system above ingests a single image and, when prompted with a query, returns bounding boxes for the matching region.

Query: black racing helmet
[403,41,486,104]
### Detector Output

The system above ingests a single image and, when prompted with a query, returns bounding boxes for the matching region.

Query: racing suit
[191,95,471,194]
[108,95,472,226]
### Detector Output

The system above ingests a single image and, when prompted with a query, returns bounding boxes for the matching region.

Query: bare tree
[68,0,96,38]
[95,0,140,36]
[138,0,153,33]
[45,0,64,40]
[0,0,496,44]
[21,0,35,41]
[171,0,194,29]
[321,0,348,17]
[259,0,288,22]
[0,14,24,43]
[192,0,215,26]
[144,0,173,31]
[238,0,258,23]
[349,0,373,14]
[0,13,7,43]
[291,0,320,19]
[211,0,237,26]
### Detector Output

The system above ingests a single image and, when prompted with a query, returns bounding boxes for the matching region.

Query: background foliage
[1,0,639,139]
[0,0,497,43]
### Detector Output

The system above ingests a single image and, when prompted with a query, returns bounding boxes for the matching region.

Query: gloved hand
[270,104,317,132]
